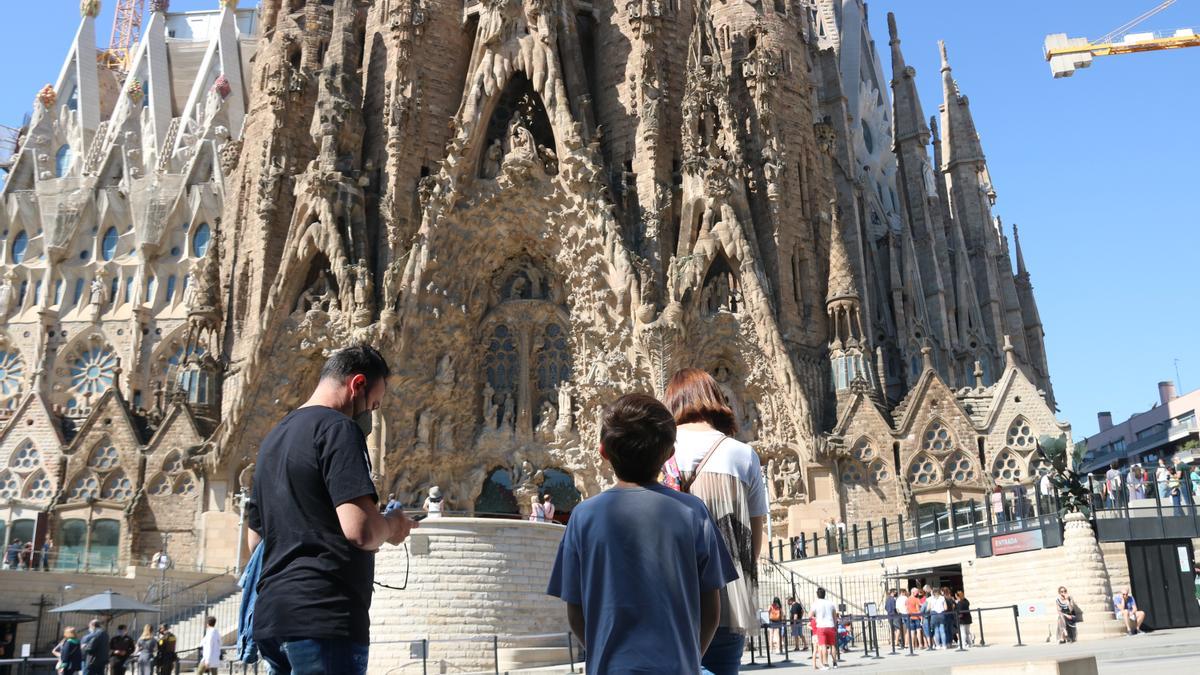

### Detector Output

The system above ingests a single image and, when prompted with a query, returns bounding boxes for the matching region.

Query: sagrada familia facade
[0,0,1066,570]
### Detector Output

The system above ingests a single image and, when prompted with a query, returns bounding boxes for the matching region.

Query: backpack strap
[680,434,728,493]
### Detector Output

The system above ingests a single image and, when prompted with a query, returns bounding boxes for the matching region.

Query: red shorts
[815,627,837,646]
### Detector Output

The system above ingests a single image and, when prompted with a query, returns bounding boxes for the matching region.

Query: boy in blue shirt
[547,393,738,673]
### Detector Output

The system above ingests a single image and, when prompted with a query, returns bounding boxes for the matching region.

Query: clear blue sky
[2,1,1197,439]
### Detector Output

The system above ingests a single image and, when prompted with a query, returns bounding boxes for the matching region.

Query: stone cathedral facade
[0,0,1064,570]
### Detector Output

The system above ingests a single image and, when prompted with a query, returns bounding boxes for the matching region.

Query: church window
[58,519,86,568]
[0,471,18,500]
[147,473,171,496]
[946,452,976,482]
[851,437,875,462]
[73,278,85,303]
[907,454,941,486]
[861,120,874,154]
[0,351,25,398]
[11,231,28,263]
[163,450,184,475]
[55,145,72,177]
[100,470,133,500]
[165,275,177,302]
[54,278,64,304]
[840,461,865,488]
[991,449,1024,484]
[18,281,27,307]
[535,323,571,419]
[70,347,118,395]
[88,443,119,471]
[921,420,954,454]
[173,473,197,495]
[101,227,119,261]
[1006,417,1035,450]
[145,276,156,303]
[88,519,120,567]
[24,471,53,500]
[869,459,891,483]
[33,280,42,304]
[110,277,119,303]
[124,276,134,303]
[11,441,39,471]
[69,474,100,500]
[192,222,211,258]
[65,86,78,111]
[483,324,519,429]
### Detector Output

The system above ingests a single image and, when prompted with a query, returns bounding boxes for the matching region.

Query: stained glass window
[1006,418,1034,450]
[0,471,18,500]
[11,231,28,263]
[992,450,1024,484]
[70,347,118,395]
[24,471,53,500]
[88,443,119,471]
[0,351,25,397]
[946,452,977,482]
[11,441,39,471]
[55,145,72,177]
[70,474,100,500]
[908,454,941,486]
[921,420,954,454]
[101,471,133,500]
[192,222,211,258]
[101,227,118,261]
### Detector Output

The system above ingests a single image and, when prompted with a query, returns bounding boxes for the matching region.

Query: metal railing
[1087,472,1200,541]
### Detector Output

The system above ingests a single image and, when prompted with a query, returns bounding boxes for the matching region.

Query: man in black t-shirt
[246,345,417,674]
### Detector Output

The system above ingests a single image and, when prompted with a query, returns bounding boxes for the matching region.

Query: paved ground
[738,626,1200,673]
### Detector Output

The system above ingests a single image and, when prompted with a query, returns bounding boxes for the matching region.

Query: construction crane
[98,0,147,74]
[1044,0,1200,77]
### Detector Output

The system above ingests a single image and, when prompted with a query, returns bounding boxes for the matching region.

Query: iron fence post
[422,639,428,675]
[493,635,499,675]
[567,631,576,673]
[976,608,986,646]
[1012,605,1024,646]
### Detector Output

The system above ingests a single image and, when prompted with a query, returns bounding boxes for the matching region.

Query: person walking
[1156,459,1170,500]
[53,627,83,675]
[108,624,135,675]
[768,597,784,653]
[925,587,947,649]
[905,588,925,650]
[955,590,973,648]
[663,369,768,675]
[245,345,417,674]
[198,617,221,673]
[133,625,156,675]
[810,588,838,671]
[940,588,958,647]
[1055,587,1079,643]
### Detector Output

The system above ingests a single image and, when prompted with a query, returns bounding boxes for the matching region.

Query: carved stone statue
[536,400,557,436]
[89,276,108,307]
[500,391,515,430]
[482,381,498,427]
[0,271,15,319]
[416,409,433,446]
[481,139,502,179]
[353,258,373,308]
[555,382,573,435]
[503,116,538,169]
[435,354,456,386]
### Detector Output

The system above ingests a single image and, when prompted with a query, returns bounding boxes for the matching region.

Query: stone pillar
[1061,512,1125,640]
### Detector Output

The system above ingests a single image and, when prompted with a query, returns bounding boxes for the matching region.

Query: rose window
[908,455,941,485]
[88,444,119,471]
[11,442,39,471]
[101,472,133,501]
[24,471,53,500]
[1006,418,1034,450]
[163,450,183,474]
[70,475,100,500]
[870,459,891,483]
[991,450,1024,483]
[922,421,954,454]
[0,350,25,398]
[70,347,118,395]
[946,453,976,482]
[0,471,18,500]
[852,438,875,462]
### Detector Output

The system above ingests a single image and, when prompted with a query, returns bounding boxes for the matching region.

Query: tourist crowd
[51,621,185,675]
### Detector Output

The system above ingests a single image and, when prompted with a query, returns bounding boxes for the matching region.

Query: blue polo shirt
[547,483,738,673]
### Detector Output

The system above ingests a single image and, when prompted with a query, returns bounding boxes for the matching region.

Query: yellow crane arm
[1044,29,1200,77]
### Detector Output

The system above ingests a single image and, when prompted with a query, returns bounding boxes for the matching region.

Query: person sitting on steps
[1113,587,1146,636]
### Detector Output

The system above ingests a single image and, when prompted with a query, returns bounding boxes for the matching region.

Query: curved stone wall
[368,517,567,674]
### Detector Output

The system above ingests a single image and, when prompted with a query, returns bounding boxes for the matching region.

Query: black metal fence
[1087,473,1200,540]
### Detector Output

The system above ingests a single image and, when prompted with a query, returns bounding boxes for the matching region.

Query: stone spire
[827,201,874,400]
[826,203,858,303]
[1011,223,1054,405]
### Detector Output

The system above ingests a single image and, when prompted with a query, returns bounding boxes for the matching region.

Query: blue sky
[2,1,1197,438]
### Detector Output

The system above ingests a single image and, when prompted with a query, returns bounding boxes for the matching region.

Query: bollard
[873,619,882,658]
[976,609,986,646]
[763,625,773,667]
[862,618,869,657]
[782,620,790,662]
[956,621,966,652]
[748,631,757,665]
[422,639,429,675]
[906,616,917,657]
[1012,605,1024,646]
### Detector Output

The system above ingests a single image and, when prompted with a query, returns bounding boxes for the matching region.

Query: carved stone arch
[991,448,1025,485]
[906,452,942,487]
[146,472,171,497]
[172,471,198,496]
[22,469,54,501]
[290,250,341,315]
[1005,416,1036,453]
[474,466,518,515]
[944,450,979,484]
[100,469,134,501]
[162,449,184,475]
[66,470,101,501]
[700,248,741,315]
[86,438,120,473]
[477,72,557,178]
[0,340,27,404]
[52,329,120,408]
[868,458,892,484]
[0,469,19,499]
[919,418,957,456]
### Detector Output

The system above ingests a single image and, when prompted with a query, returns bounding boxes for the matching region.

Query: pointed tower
[827,201,874,407]
[1012,223,1055,405]
[938,41,1007,360]
[180,227,225,426]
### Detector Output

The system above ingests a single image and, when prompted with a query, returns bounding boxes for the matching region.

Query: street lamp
[57,584,74,638]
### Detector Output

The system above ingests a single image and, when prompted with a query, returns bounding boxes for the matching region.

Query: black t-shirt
[956,598,972,623]
[790,602,804,621]
[247,406,378,643]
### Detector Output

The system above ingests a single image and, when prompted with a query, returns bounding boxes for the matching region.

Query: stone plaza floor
[739,626,1200,673]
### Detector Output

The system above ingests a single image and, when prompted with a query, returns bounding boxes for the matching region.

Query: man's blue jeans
[701,627,745,675]
[258,638,369,675]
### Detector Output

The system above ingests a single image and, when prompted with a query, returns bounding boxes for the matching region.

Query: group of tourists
[1096,459,1200,515]
[1,536,52,570]
[884,586,974,651]
[1054,585,1148,643]
[52,621,178,675]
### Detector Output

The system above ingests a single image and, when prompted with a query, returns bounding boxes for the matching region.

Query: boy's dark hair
[320,344,390,387]
[816,587,827,599]
[206,616,216,627]
[601,394,677,484]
